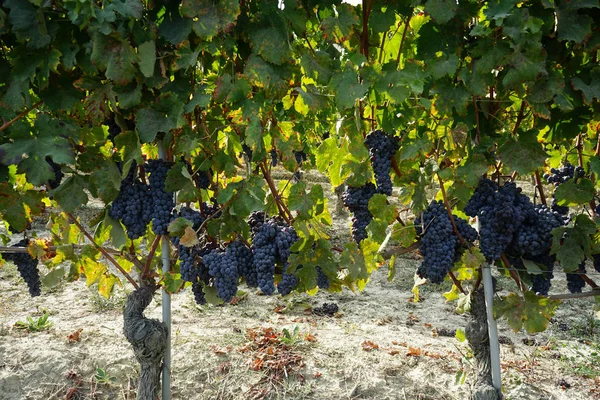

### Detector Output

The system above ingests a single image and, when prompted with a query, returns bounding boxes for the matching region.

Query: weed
[94,367,116,385]
[14,312,53,332]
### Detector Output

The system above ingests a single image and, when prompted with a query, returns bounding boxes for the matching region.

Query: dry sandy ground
[1,254,599,400]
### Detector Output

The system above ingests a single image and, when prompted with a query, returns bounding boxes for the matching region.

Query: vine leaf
[49,176,89,213]
[551,214,596,272]
[330,69,368,110]
[425,0,457,24]
[250,28,291,65]
[554,178,595,206]
[0,183,45,232]
[498,139,547,175]
[137,41,156,78]
[571,68,600,105]
[495,291,560,333]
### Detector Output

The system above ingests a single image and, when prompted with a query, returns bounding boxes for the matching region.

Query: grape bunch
[544,163,584,186]
[364,130,400,196]
[109,162,154,240]
[247,211,266,231]
[594,254,600,273]
[204,248,239,303]
[316,266,330,290]
[104,113,121,142]
[529,254,555,296]
[3,240,41,297]
[313,302,339,317]
[45,156,63,189]
[181,158,211,190]
[342,183,378,243]
[464,179,534,262]
[145,159,175,235]
[191,281,206,305]
[294,150,307,166]
[415,201,458,284]
[509,205,564,256]
[178,245,198,282]
[227,240,256,287]
[242,143,253,160]
[277,263,299,295]
[270,148,278,167]
[566,262,587,294]
[250,218,299,295]
[544,162,585,215]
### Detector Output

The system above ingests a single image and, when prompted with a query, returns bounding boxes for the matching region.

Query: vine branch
[436,174,466,246]
[0,101,43,132]
[259,162,294,225]
[534,170,547,205]
[67,213,139,289]
[395,15,411,67]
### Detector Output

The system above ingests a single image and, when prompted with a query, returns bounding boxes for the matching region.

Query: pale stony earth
[1,175,599,400]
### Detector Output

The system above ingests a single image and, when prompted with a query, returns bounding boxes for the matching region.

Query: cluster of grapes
[342,183,378,243]
[544,162,585,215]
[3,240,41,297]
[270,148,278,167]
[109,162,154,240]
[566,262,587,294]
[204,248,240,303]
[242,143,253,160]
[228,240,256,287]
[313,302,339,317]
[415,201,476,284]
[316,266,330,290]
[250,217,299,295]
[509,205,564,256]
[364,130,400,196]
[45,156,63,189]
[277,263,299,296]
[145,159,175,235]
[294,150,307,166]
[465,180,533,262]
[182,158,211,190]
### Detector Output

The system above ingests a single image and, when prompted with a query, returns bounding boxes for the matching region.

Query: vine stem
[512,101,526,136]
[500,254,524,292]
[143,235,162,278]
[436,174,466,246]
[581,273,599,290]
[576,133,596,211]
[0,101,43,132]
[67,213,139,290]
[472,96,481,145]
[395,15,411,67]
[549,288,600,300]
[259,162,294,225]
[449,271,466,295]
[533,170,547,205]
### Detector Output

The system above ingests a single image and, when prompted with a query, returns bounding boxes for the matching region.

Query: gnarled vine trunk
[465,288,502,400]
[123,285,168,400]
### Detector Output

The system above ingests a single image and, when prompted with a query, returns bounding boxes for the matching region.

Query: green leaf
[135,95,185,143]
[42,266,66,288]
[250,27,291,65]
[104,213,127,250]
[0,184,45,232]
[90,161,122,204]
[320,3,359,42]
[137,41,156,78]
[456,155,490,187]
[425,0,457,24]
[112,0,143,18]
[495,291,560,333]
[163,271,183,294]
[330,69,368,110]
[571,68,600,105]
[554,178,594,206]
[159,12,192,45]
[557,9,592,43]
[105,40,138,85]
[49,176,89,213]
[498,139,547,175]
[245,116,265,161]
